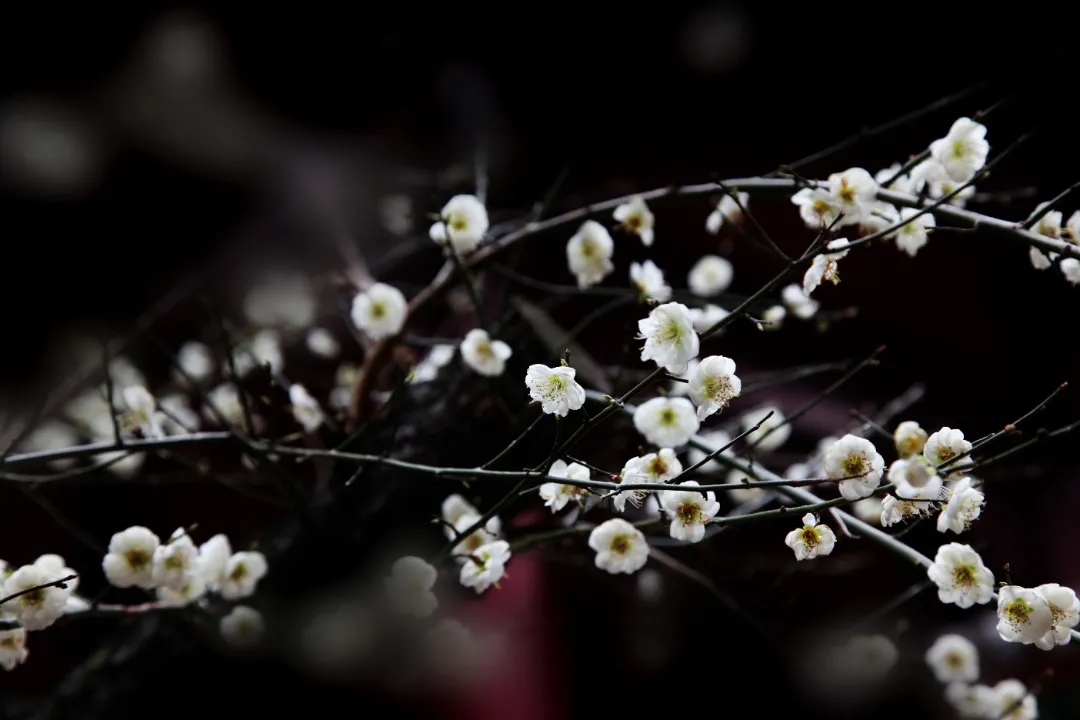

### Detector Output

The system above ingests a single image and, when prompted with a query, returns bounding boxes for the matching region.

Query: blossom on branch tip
[633,397,699,448]
[459,540,511,594]
[429,194,489,254]
[659,481,719,543]
[220,551,268,601]
[687,255,733,297]
[525,364,585,418]
[936,477,984,534]
[706,192,748,233]
[539,460,590,512]
[588,519,649,574]
[385,556,438,617]
[925,633,979,683]
[630,260,672,302]
[802,239,850,297]
[927,543,994,608]
[351,283,408,340]
[637,302,699,374]
[997,585,1053,646]
[784,513,836,560]
[823,434,884,501]
[929,117,989,183]
[156,574,207,607]
[460,329,512,377]
[894,420,927,457]
[103,526,160,589]
[688,355,741,421]
[566,220,615,289]
[923,427,973,473]
[1033,583,1080,649]
[614,196,655,246]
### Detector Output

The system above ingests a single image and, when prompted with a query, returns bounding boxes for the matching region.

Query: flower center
[626,215,642,231]
[950,139,967,160]
[952,563,976,587]
[1003,599,1033,627]
[164,554,187,571]
[945,651,964,668]
[800,527,819,549]
[229,563,248,582]
[648,457,668,477]
[703,375,734,403]
[937,446,955,462]
[370,302,386,319]
[19,589,45,608]
[580,239,595,258]
[837,179,856,204]
[842,455,866,477]
[677,502,701,525]
[659,319,684,344]
[658,408,677,426]
[125,549,151,571]
[609,535,631,555]
[543,375,567,400]
[811,198,832,218]
[448,214,469,232]
[476,341,493,359]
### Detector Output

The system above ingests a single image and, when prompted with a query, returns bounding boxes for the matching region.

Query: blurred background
[2,3,1079,718]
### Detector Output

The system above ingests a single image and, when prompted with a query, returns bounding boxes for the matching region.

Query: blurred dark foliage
[2,3,1079,719]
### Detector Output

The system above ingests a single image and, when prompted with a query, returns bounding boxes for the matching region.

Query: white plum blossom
[929,117,989,182]
[823,434,884,501]
[988,679,1038,720]
[441,494,478,528]
[1062,258,1080,284]
[220,605,265,647]
[197,534,232,591]
[925,634,979,683]
[630,260,672,302]
[121,385,164,439]
[688,355,740,421]
[687,255,733,297]
[1028,201,1064,269]
[910,158,976,207]
[411,345,456,384]
[781,284,819,319]
[687,304,729,333]
[539,460,590,512]
[525,364,586,418]
[289,384,324,433]
[880,493,931,527]
[861,200,900,235]
[997,585,1053,646]
[388,557,438,621]
[566,220,615,289]
[888,456,943,500]
[669,358,698,395]
[350,283,408,340]
[220,551,268,601]
[612,449,680,512]
[894,207,936,256]
[927,543,994,608]
[612,456,651,512]
[638,302,699,374]
[588,518,649,574]
[802,239,850,297]
[894,420,928,457]
[1068,210,1080,243]
[875,164,916,194]
[176,341,214,384]
[705,192,748,233]
[33,554,77,593]
[156,574,207,607]
[103,526,161,589]
[851,496,883,525]
[459,540,511,594]
[449,512,500,558]
[740,405,790,452]
[204,383,248,430]
[460,329,512,377]
[1,564,71,630]
[614,196,655,246]
[1034,583,1080,650]
[936,477,985,534]
[760,304,786,330]
[659,481,719,543]
[0,628,29,671]
[784,513,836,561]
[232,328,284,377]
[686,429,732,473]
[826,168,878,226]
[791,187,841,229]
[152,529,199,591]
[946,682,999,718]
[429,194,489,254]
[306,327,340,359]
[924,427,973,473]
[633,397,699,448]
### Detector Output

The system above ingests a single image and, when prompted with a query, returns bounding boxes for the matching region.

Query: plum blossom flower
[566,220,615,289]
[1028,201,1064,269]
[152,528,199,591]
[197,534,231,591]
[929,117,989,182]
[1062,258,1080,284]
[612,455,651,512]
[103,526,160,589]
[936,477,984,534]
[802,239,850,296]
[121,385,165,439]
[1033,583,1080,650]
[459,540,511,594]
[894,207,936,257]
[988,679,1037,720]
[460,329,512,377]
[289,384,324,433]
[925,634,979,683]
[826,168,877,226]
[997,585,1053,645]
[525,364,586,418]
[924,427,973,473]
[614,196,655,246]
[823,434,885,501]
[875,164,916,194]
[411,345,456,385]
[176,341,214,384]
[687,355,740,421]
[385,556,437,617]
[306,327,340,359]
[588,519,649,574]
[945,682,998,718]
[894,420,927,457]
[784,513,836,560]
[659,481,719,543]
[220,551,268,601]
[687,255,733,296]
[927,543,994,608]
[725,468,765,504]
[156,574,207,607]
[429,194,488,254]
[638,302,699,374]
[1,564,71,630]
[441,494,478,529]
[351,283,408,340]
[687,304,729,333]
[740,405,790,452]
[705,192,748,233]
[888,456,943,500]
[633,397,699,448]
[760,304,786,330]
[630,260,672,302]
[791,187,842,229]
[220,605,264,647]
[880,493,931,527]
[781,284,819,319]
[0,628,29,670]
[910,158,976,207]
[538,460,590,512]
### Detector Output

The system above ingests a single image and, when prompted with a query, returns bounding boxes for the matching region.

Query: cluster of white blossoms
[925,634,1040,720]
[1026,200,1080,283]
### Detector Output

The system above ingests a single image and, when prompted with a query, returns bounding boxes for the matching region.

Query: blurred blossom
[0,102,102,195]
[677,2,752,74]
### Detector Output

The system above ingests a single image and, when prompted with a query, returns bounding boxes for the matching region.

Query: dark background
[2,3,1079,718]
